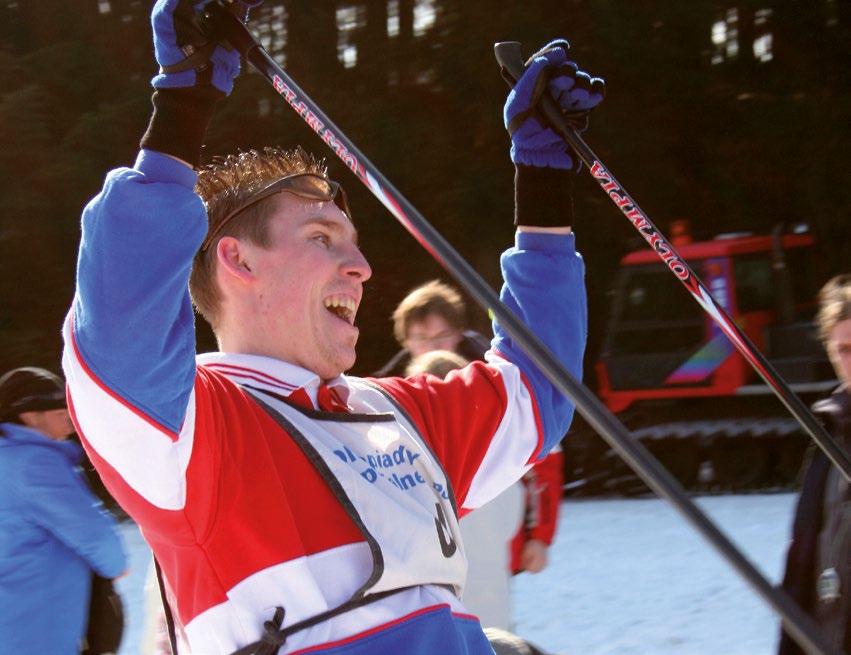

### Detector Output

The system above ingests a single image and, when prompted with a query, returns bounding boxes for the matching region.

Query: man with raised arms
[62,1,604,653]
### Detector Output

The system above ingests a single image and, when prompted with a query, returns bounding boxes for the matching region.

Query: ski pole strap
[228,586,417,655]
[159,41,219,74]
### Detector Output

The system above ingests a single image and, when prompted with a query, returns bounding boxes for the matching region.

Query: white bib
[246,380,467,601]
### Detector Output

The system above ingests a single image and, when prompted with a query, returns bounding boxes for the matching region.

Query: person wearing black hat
[0,366,73,436]
[0,366,128,655]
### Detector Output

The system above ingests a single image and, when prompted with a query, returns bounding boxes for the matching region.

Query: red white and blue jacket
[62,149,586,654]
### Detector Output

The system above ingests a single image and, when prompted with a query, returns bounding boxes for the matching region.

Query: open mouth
[324,296,357,324]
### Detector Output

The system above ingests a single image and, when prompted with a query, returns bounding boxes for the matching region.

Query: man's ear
[216,236,256,283]
[17,411,38,430]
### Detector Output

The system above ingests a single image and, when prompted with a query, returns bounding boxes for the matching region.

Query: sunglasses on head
[200,173,352,252]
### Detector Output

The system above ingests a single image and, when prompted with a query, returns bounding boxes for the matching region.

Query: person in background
[374,279,491,377]
[0,366,127,655]
[404,348,470,378]
[510,446,563,578]
[778,274,851,655]
[384,280,565,574]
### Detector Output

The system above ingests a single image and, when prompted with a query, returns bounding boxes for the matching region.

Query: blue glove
[151,0,262,95]
[504,39,605,171]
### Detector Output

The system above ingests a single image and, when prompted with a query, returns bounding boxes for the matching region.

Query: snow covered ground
[511,492,796,655]
[115,492,798,655]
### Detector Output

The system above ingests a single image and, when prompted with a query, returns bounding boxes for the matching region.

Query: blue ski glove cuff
[514,164,574,228]
[140,87,222,167]
[504,39,605,173]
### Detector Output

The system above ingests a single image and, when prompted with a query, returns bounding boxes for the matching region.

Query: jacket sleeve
[493,230,586,455]
[523,447,564,546]
[65,150,203,431]
[62,150,207,511]
[24,447,127,578]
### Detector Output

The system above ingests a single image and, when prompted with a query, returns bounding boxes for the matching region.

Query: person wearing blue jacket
[0,366,128,655]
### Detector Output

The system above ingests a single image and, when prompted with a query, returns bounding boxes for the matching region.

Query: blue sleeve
[71,150,206,432]
[26,449,127,578]
[492,231,587,453]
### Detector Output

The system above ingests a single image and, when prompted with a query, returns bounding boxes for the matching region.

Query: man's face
[826,318,851,386]
[19,408,75,441]
[238,192,371,380]
[404,313,463,358]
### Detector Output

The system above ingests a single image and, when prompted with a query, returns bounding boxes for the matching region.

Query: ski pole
[200,7,840,655]
[494,41,851,484]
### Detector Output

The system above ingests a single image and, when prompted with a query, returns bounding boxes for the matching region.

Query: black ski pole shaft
[494,41,851,484]
[201,8,840,655]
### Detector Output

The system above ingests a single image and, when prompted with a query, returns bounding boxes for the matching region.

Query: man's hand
[520,539,549,574]
[150,0,261,95]
[141,1,263,163]
[504,39,605,172]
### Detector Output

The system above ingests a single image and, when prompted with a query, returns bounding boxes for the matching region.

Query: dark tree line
[0,0,848,381]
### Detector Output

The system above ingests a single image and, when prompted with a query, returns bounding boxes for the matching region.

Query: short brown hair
[392,280,466,345]
[405,350,469,378]
[816,274,851,344]
[190,146,328,329]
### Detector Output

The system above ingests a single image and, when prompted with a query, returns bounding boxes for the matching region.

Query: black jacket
[778,386,850,655]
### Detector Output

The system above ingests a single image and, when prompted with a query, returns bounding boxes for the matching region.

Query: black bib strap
[229,586,417,655]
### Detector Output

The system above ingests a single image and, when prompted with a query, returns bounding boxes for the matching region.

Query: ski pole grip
[494,41,590,162]
[493,41,527,86]
[494,41,599,174]
[200,0,263,60]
